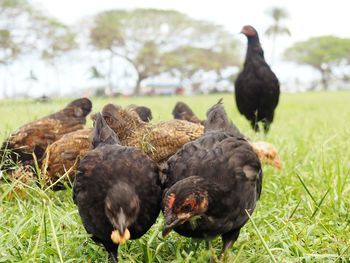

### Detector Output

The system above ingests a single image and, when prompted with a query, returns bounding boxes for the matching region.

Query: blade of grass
[289,199,301,220]
[232,243,245,263]
[44,163,76,192]
[0,173,33,201]
[334,244,350,262]
[311,188,330,218]
[46,200,64,263]
[246,210,277,263]
[296,171,316,204]
[30,207,45,257]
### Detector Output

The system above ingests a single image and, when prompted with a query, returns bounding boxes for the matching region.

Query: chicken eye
[181,203,193,213]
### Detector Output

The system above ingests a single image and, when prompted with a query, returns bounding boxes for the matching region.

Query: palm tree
[265,7,291,65]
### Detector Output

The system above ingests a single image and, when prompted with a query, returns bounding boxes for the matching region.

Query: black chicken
[73,113,161,262]
[172,101,282,169]
[235,25,280,133]
[162,100,262,260]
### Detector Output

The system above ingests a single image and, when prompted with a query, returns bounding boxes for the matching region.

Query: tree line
[0,1,349,96]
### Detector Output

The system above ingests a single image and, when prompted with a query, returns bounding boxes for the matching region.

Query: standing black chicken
[235,25,280,133]
[162,100,262,260]
[73,113,161,262]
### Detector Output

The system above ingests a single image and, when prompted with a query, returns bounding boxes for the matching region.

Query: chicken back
[1,98,92,167]
[102,104,204,163]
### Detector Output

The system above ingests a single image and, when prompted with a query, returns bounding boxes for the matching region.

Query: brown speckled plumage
[250,141,282,170]
[40,105,154,186]
[42,128,92,187]
[102,104,204,162]
[1,98,92,167]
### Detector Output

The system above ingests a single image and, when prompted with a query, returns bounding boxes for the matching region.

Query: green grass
[1,91,350,262]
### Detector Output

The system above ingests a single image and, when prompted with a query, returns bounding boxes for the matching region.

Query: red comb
[167,193,175,208]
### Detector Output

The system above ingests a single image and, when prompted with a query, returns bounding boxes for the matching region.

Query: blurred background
[0,0,349,99]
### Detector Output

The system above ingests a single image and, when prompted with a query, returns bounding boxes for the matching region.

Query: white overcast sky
[3,0,348,97]
[34,0,349,41]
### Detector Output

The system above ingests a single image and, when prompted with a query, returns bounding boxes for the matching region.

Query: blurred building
[142,83,184,96]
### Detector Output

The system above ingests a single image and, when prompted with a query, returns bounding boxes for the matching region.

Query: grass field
[0,91,350,262]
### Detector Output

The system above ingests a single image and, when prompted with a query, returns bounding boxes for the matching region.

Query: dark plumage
[235,25,280,133]
[73,113,161,262]
[173,100,282,169]
[162,100,262,260]
[1,98,92,168]
[127,105,153,122]
[172,101,204,125]
[204,99,244,137]
[172,100,243,137]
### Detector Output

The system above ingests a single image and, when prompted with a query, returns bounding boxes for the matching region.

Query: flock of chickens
[0,25,281,262]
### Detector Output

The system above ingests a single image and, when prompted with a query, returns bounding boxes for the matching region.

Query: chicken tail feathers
[92,112,120,148]
[204,99,243,137]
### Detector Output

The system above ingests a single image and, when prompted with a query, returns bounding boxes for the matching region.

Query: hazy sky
[3,0,349,97]
[34,0,348,87]
[34,0,349,41]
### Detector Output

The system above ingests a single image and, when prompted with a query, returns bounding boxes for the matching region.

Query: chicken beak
[162,213,182,238]
[111,228,130,244]
[240,28,249,35]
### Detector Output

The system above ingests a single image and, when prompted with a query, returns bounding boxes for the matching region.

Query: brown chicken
[41,128,92,188]
[172,101,282,170]
[127,105,153,122]
[172,102,204,125]
[41,105,153,187]
[102,104,204,163]
[1,98,92,168]
[250,141,281,170]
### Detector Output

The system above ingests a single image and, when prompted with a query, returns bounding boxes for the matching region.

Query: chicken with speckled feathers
[102,103,204,163]
[0,98,92,169]
[41,105,153,188]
